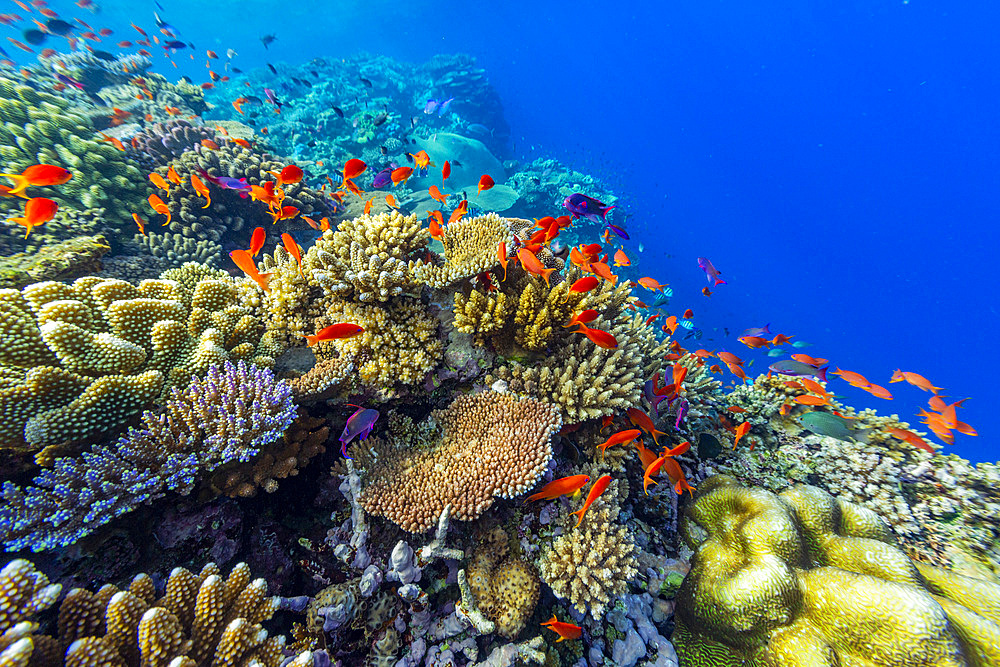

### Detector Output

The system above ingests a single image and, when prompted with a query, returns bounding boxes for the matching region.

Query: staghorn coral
[539,505,638,619]
[152,143,334,243]
[205,408,329,498]
[136,231,222,267]
[674,475,1000,666]
[408,212,514,288]
[308,211,429,302]
[0,271,273,451]
[466,529,540,639]
[1,559,311,666]
[0,75,150,240]
[357,391,561,532]
[0,361,296,551]
[487,314,668,422]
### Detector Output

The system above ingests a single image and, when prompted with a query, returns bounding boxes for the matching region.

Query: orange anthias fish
[274,164,303,185]
[201,139,220,150]
[304,323,365,346]
[516,248,555,286]
[0,164,71,197]
[149,172,170,194]
[661,452,695,496]
[147,193,171,224]
[232,97,248,114]
[524,475,590,503]
[410,150,432,169]
[887,427,935,454]
[733,422,751,449]
[575,324,618,350]
[541,615,582,642]
[428,212,444,241]
[190,173,211,208]
[627,407,667,446]
[570,474,612,527]
[791,353,828,366]
[831,368,871,388]
[270,205,300,223]
[638,276,667,292]
[738,335,771,349]
[281,232,304,277]
[497,241,508,281]
[890,369,943,394]
[384,194,399,209]
[364,197,373,215]
[132,212,147,236]
[391,166,413,185]
[564,309,599,329]
[590,261,618,285]
[569,276,600,293]
[10,196,57,237]
[597,429,641,457]
[441,160,451,181]
[343,158,367,182]
[428,185,448,205]
[249,227,266,257]
[166,165,182,185]
[613,248,630,267]
[229,249,271,292]
[478,174,494,194]
[861,383,893,400]
[448,200,469,224]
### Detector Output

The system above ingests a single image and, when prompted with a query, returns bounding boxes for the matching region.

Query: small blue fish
[423,99,438,114]
[437,97,454,116]
[791,341,813,348]
[340,406,379,458]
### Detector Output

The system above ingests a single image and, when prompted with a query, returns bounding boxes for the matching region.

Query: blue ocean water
[5,0,996,461]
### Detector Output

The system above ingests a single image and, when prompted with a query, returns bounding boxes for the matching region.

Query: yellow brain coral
[674,475,1000,666]
[466,531,541,640]
[358,391,561,532]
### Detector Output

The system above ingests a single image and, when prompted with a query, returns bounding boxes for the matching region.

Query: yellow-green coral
[0,272,273,451]
[409,212,513,288]
[674,475,1000,666]
[466,529,540,639]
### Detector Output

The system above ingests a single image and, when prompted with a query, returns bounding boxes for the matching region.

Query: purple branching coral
[0,361,296,552]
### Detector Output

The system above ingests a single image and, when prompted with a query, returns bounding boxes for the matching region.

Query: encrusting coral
[674,475,1000,666]
[466,528,541,640]
[357,390,561,532]
[0,269,274,452]
[0,558,314,666]
[0,361,296,551]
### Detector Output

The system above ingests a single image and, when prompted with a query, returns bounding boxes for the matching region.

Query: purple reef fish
[604,223,629,240]
[339,406,379,458]
[423,99,439,114]
[197,169,251,198]
[55,73,85,90]
[741,324,771,338]
[768,360,828,382]
[697,257,726,287]
[674,398,689,431]
[371,166,393,189]
[563,193,614,225]
[437,97,454,116]
[644,378,667,418]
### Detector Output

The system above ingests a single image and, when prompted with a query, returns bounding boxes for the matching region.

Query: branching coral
[408,212,512,288]
[308,211,429,302]
[136,231,222,267]
[674,475,1000,666]
[358,391,561,532]
[0,272,273,451]
[0,559,312,666]
[539,506,638,619]
[0,361,295,551]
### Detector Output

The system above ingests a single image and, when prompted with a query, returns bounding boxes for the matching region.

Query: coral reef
[466,529,540,639]
[136,231,221,267]
[0,234,109,289]
[0,361,295,551]
[357,391,561,532]
[674,475,1000,666]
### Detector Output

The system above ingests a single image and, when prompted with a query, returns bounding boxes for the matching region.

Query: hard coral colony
[0,10,990,667]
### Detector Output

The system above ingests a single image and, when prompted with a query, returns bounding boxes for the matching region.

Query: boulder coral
[674,475,1000,666]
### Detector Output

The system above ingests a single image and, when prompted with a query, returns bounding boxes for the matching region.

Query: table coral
[0,271,274,451]
[357,391,561,532]
[674,475,1000,666]
[0,361,295,551]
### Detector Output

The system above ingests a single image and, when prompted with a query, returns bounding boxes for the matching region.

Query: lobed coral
[0,270,273,451]
[466,529,540,640]
[358,391,561,532]
[0,361,296,551]
[674,475,1000,666]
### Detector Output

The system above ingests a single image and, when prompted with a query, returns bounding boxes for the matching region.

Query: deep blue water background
[15,1,1000,462]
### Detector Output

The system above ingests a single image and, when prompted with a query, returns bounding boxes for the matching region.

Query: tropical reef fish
[697,256,726,286]
[890,369,943,393]
[260,33,276,49]
[9,196,57,237]
[249,227,265,257]
[541,615,582,642]
[563,192,614,224]
[0,163,71,197]
[769,359,828,381]
[304,323,364,346]
[597,429,641,457]
[570,474,612,527]
[799,411,867,443]
[229,249,271,292]
[524,475,590,503]
[478,174,494,194]
[339,406,378,457]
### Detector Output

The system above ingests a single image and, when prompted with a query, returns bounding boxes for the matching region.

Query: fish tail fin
[816,366,829,383]
[541,268,556,287]
[304,333,318,346]
[714,276,727,286]
[258,272,272,293]
[570,508,584,526]
[601,204,615,219]
[0,172,29,197]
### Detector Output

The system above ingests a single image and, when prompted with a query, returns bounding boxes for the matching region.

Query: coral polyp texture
[0,361,295,551]
[357,390,561,532]
[674,475,1000,666]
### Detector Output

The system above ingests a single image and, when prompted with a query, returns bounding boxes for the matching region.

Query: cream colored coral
[539,506,638,618]
[359,391,561,532]
[409,212,512,288]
